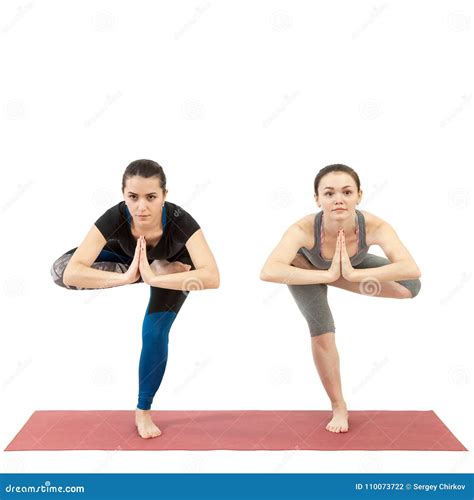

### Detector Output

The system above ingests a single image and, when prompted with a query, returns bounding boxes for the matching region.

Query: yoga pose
[260,164,421,433]
[51,159,220,439]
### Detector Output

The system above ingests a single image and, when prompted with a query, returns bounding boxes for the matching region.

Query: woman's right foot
[135,409,162,439]
[326,401,349,433]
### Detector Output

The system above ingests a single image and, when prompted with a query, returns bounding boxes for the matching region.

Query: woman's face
[315,172,361,216]
[123,175,167,228]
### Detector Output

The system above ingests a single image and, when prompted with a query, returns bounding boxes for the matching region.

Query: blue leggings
[50,239,190,410]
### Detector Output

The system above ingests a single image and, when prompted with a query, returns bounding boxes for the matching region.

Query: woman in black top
[51,159,220,439]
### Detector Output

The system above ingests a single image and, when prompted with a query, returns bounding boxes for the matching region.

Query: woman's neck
[131,218,163,237]
[321,210,357,238]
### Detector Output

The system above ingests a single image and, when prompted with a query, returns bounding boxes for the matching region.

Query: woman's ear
[314,192,320,208]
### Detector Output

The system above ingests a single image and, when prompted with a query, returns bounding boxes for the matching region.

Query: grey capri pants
[287,253,421,337]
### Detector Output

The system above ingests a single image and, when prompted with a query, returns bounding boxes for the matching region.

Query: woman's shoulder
[359,209,386,231]
[292,213,318,248]
[359,209,391,246]
[165,200,192,217]
[294,212,318,231]
[164,200,200,237]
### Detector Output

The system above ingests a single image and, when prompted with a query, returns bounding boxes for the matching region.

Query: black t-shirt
[94,201,200,265]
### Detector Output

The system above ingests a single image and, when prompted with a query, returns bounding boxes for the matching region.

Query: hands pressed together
[291,230,358,283]
[124,236,191,285]
[327,230,357,282]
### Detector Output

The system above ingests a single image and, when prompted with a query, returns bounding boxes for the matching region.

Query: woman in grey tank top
[260,164,421,434]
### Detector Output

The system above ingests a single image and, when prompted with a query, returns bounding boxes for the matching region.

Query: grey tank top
[298,209,369,270]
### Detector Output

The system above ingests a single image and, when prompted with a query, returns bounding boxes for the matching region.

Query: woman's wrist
[345,269,359,282]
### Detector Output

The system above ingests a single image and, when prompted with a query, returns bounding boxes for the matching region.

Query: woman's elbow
[412,265,422,279]
[210,272,220,289]
[62,265,75,287]
[260,265,276,282]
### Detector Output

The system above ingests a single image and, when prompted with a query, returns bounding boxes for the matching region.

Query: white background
[0,0,473,473]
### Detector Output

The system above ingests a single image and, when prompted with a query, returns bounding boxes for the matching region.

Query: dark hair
[121,159,167,193]
[314,164,361,196]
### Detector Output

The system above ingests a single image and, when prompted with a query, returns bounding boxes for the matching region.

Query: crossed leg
[328,275,412,298]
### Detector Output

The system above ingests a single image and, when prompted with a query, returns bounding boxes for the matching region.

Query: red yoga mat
[4,410,466,451]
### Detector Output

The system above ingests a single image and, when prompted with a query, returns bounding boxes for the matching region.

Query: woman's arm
[349,222,421,282]
[260,224,335,285]
[146,229,220,290]
[63,225,130,289]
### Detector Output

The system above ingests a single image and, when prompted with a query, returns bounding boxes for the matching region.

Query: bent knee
[398,286,413,299]
[401,278,421,299]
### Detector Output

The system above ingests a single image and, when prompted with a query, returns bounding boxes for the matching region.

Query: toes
[326,421,349,433]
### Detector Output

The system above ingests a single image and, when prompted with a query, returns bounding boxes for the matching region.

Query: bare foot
[135,409,162,439]
[150,260,191,275]
[326,402,349,433]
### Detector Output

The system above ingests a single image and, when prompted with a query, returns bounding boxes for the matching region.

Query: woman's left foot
[326,402,349,433]
[135,409,162,439]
